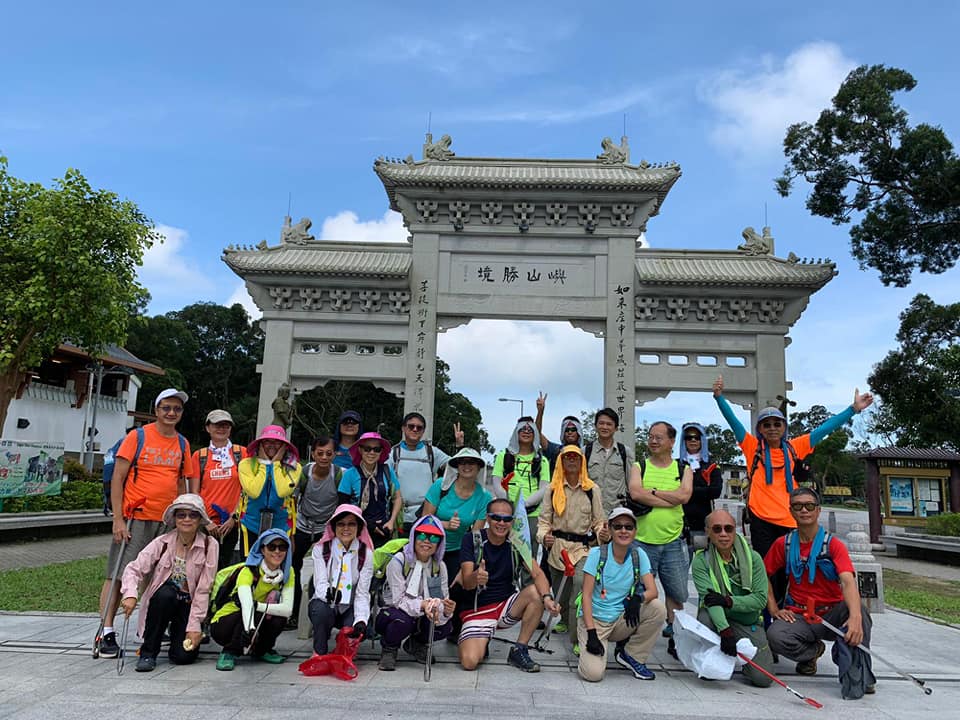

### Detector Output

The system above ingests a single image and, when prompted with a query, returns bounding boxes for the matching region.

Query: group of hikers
[94,377,878,699]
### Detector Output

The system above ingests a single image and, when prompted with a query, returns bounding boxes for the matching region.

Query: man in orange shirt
[95,388,195,658]
[193,409,246,569]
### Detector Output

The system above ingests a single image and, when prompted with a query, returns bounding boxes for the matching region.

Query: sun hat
[247,424,299,464]
[205,409,233,425]
[162,493,210,527]
[348,432,391,465]
[155,388,188,407]
[448,447,484,468]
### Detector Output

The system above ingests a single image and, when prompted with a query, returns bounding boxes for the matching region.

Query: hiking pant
[211,608,285,657]
[697,608,773,687]
[139,581,200,664]
[748,516,791,610]
[550,558,586,644]
[767,601,872,665]
[375,607,452,650]
[308,598,355,655]
[291,529,322,623]
[577,598,666,682]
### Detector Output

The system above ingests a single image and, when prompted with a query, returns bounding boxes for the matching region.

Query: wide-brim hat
[349,432,391,465]
[448,447,484,468]
[247,424,300,463]
[162,493,210,527]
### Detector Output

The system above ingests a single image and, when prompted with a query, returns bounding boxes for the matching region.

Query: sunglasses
[158,405,183,414]
[341,418,359,425]
[415,532,441,544]
[406,423,424,431]
[488,513,514,523]
[760,420,784,429]
[174,510,201,520]
[610,522,635,532]
[563,426,579,433]
[359,445,382,453]
[518,425,534,433]
[790,502,819,512]
[684,436,700,442]
[711,524,736,534]
[264,542,289,552]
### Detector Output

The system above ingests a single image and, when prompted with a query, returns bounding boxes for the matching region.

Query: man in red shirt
[95,388,194,658]
[764,487,873,686]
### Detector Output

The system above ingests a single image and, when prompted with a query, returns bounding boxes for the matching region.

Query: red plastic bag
[298,628,362,681]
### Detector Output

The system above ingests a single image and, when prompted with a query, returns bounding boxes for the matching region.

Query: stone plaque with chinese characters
[452,256,596,296]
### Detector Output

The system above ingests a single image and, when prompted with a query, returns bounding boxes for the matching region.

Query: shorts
[458,592,521,643]
[105,519,166,580]
[636,537,689,605]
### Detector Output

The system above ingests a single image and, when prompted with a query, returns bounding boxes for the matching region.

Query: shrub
[926,513,960,537]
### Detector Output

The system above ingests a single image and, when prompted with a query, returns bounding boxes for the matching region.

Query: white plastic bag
[673,610,757,680]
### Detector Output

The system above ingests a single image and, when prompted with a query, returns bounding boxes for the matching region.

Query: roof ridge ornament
[597,135,630,165]
[281,215,315,245]
[737,226,774,255]
[423,132,455,161]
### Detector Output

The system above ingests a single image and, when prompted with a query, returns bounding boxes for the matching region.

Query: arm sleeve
[256,572,295,618]
[236,568,256,630]
[383,556,422,617]
[352,553,374,623]
[714,395,747,442]
[690,552,729,631]
[809,406,855,446]
[311,543,331,601]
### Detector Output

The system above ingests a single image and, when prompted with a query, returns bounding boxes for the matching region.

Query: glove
[704,591,733,609]
[585,628,605,656]
[719,628,738,657]
[325,587,342,605]
[352,621,367,639]
[240,628,253,648]
[623,594,643,627]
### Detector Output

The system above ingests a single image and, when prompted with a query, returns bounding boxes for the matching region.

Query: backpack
[128,426,188,486]
[619,458,688,517]
[320,538,368,571]
[197,446,243,494]
[502,450,543,480]
[747,440,809,487]
[783,529,838,586]
[470,529,531,591]
[584,441,628,479]
[207,562,259,621]
[296,463,343,504]
[391,442,435,474]
[594,543,642,600]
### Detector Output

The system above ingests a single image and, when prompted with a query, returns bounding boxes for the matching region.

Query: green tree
[776,65,960,287]
[0,157,156,432]
[703,423,742,465]
[868,293,960,449]
[788,405,864,495]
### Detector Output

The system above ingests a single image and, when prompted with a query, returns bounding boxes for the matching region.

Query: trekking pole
[93,498,145,658]
[424,613,437,682]
[533,548,574,652]
[244,603,270,655]
[812,613,932,695]
[116,611,132,675]
[737,653,823,709]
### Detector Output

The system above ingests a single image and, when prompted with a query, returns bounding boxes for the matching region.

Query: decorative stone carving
[280,216,314,245]
[449,201,471,230]
[358,290,382,312]
[416,200,439,223]
[423,133,455,161]
[545,202,568,226]
[726,299,753,322]
[271,383,294,429]
[611,203,636,226]
[269,286,294,309]
[480,201,503,225]
[388,290,411,313]
[665,298,690,320]
[635,296,786,324]
[597,136,630,164]
[757,299,785,323]
[256,240,269,250]
[738,226,774,255]
[577,204,600,233]
[635,296,660,320]
[299,287,324,310]
[695,298,722,321]
[512,202,535,231]
[329,289,354,311]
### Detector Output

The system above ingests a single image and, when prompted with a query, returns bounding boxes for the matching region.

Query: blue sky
[4,1,958,454]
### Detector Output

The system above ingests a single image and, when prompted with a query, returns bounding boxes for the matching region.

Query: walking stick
[811,612,932,695]
[737,653,823,709]
[533,549,574,652]
[93,498,145,658]
[116,612,132,675]
[424,614,436,682]
[244,603,270,655]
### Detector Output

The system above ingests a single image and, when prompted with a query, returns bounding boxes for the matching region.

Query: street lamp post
[83,363,131,472]
[498,397,524,418]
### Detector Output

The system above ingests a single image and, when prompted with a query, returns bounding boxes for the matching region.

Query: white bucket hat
[162,493,210,527]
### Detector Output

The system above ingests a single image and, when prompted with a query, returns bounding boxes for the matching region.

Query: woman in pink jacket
[120,493,218,672]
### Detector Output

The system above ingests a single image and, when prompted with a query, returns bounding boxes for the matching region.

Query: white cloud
[226,281,261,320]
[452,85,659,126]
[700,42,857,159]
[139,224,208,313]
[319,209,407,244]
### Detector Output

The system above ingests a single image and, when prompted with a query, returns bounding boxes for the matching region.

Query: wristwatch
[651,488,658,496]
[541,593,554,602]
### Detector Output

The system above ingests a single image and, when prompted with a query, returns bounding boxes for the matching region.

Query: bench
[881,532,960,565]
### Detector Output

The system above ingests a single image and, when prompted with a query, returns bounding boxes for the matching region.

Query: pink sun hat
[247,424,300,464]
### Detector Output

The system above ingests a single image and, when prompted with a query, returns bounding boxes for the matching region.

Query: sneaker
[572,643,580,657]
[795,640,825,676]
[216,651,236,671]
[507,646,541,673]
[403,637,431,664]
[379,647,398,671]
[553,621,568,634]
[615,648,656,680]
[255,650,285,664]
[667,637,679,660]
[865,683,876,695]
[135,655,157,673]
[97,631,120,658]
[285,617,298,631]
[661,623,673,638]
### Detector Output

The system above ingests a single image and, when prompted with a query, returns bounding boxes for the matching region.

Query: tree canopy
[788,404,865,497]
[0,157,156,432]
[868,293,960,449]
[776,65,960,287]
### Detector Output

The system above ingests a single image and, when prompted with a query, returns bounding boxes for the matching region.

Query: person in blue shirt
[337,432,402,547]
[332,410,363,471]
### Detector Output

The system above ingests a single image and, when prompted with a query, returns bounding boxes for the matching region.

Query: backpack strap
[197,448,209,493]
[596,543,609,599]
[129,426,146,486]
[617,442,628,477]
[503,451,515,476]
[628,547,642,598]
[471,529,484,567]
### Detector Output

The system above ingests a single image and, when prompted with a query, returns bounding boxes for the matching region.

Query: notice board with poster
[0,439,65,498]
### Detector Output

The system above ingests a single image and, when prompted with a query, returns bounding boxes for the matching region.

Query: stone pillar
[847,523,884,613]
[753,333,787,421]
[865,458,882,544]
[256,319,294,431]
[405,232,440,430]
[604,237,636,446]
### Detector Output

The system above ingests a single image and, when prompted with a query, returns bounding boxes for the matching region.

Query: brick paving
[0,533,109,571]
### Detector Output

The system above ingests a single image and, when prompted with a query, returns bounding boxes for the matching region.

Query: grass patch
[883,568,960,625]
[0,556,105,612]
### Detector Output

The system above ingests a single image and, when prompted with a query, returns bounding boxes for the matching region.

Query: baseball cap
[205,409,233,425]
[155,388,188,407]
[608,507,635,523]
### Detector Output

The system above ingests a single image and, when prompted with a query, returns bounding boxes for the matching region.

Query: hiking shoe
[661,622,673,638]
[508,646,540,673]
[255,650,285,664]
[553,621,568,634]
[285,617,298,631]
[667,637,678,660]
[865,683,876,695]
[572,643,580,657]
[403,637,431,664]
[379,647,398,671]
[97,632,120,658]
[216,651,236,671]
[135,655,157,673]
[795,640,825,676]
[615,648,656,680]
